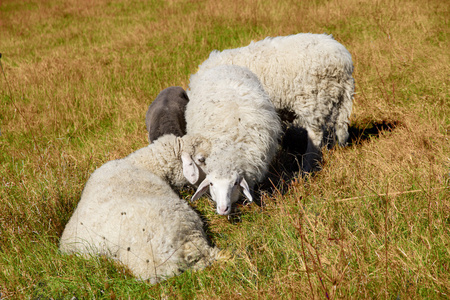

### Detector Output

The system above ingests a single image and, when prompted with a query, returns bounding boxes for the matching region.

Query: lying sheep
[145,86,189,143]
[196,33,355,172]
[59,134,218,283]
[185,65,282,215]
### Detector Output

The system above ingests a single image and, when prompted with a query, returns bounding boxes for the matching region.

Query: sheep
[185,65,282,215]
[59,134,218,283]
[145,86,189,143]
[196,33,355,172]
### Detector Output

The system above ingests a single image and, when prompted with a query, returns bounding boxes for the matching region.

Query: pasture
[0,0,449,298]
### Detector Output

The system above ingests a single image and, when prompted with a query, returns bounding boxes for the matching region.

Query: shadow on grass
[347,120,400,146]
[253,119,401,205]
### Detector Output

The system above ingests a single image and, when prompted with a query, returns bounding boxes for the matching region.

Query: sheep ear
[239,177,253,202]
[191,178,210,202]
[181,152,199,185]
[175,137,184,155]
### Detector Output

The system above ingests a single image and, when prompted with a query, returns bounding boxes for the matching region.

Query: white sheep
[145,86,189,143]
[196,33,355,172]
[185,65,282,215]
[59,134,218,283]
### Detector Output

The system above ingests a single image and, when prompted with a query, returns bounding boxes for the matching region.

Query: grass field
[1,0,449,298]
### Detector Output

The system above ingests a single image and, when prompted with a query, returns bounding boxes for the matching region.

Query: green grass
[1,0,449,298]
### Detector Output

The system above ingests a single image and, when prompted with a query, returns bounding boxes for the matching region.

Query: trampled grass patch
[1,0,449,298]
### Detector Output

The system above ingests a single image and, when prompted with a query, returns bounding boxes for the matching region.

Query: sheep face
[191,171,252,215]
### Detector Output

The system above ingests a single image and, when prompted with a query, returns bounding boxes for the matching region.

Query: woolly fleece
[185,65,281,209]
[59,134,217,283]
[145,86,189,143]
[197,33,354,170]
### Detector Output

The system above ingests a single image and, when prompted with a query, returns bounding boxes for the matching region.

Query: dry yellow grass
[1,0,449,298]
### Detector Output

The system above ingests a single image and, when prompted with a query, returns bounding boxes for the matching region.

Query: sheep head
[191,170,252,215]
[181,152,207,186]
[180,135,210,186]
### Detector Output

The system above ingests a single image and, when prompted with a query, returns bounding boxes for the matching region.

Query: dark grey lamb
[145,86,189,143]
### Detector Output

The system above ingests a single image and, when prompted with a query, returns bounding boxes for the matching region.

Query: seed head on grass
[1,0,449,298]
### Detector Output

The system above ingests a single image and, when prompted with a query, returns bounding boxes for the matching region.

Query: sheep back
[145,86,190,143]
[60,158,218,283]
[186,65,281,186]
[197,33,354,149]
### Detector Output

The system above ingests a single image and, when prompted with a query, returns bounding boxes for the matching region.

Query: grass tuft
[1,0,449,298]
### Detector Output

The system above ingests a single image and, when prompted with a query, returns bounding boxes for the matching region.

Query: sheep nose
[217,205,231,215]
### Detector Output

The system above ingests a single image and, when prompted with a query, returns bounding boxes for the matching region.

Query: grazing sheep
[196,33,355,172]
[145,86,189,143]
[185,65,282,215]
[59,134,218,283]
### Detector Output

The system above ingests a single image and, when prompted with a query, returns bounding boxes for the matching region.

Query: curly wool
[127,134,210,188]
[197,33,354,169]
[59,134,217,283]
[186,65,282,188]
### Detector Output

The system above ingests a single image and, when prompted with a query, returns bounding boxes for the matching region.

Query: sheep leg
[335,120,349,147]
[335,79,354,146]
[287,113,323,173]
[302,126,323,173]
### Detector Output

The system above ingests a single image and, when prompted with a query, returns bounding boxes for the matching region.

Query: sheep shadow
[347,120,400,146]
[253,118,400,204]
